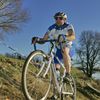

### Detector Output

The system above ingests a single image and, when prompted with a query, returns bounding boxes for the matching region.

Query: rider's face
[55,16,66,25]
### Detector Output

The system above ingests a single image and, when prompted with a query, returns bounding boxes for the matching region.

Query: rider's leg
[55,64,60,70]
[54,48,62,70]
[53,48,63,81]
[62,47,71,74]
[55,64,61,81]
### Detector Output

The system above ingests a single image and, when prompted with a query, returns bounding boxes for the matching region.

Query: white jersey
[47,23,74,48]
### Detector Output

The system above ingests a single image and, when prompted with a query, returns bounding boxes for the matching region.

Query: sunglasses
[55,17,64,20]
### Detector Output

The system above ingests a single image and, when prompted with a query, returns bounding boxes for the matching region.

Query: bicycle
[22,35,76,100]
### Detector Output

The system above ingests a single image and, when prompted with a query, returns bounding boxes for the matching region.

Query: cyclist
[32,12,75,80]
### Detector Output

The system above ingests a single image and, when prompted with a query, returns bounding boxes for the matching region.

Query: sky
[0,0,100,56]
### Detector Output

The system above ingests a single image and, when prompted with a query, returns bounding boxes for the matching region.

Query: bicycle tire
[22,50,51,100]
[61,75,76,100]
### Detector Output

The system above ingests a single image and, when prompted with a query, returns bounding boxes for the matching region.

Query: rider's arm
[32,28,50,44]
[36,32,49,44]
[66,25,76,41]
[43,32,49,40]
[66,29,75,41]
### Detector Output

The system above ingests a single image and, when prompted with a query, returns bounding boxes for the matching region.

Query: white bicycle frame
[36,44,67,95]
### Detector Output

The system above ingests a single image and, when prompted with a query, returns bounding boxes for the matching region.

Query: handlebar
[33,39,57,51]
[37,39,57,43]
[33,34,67,51]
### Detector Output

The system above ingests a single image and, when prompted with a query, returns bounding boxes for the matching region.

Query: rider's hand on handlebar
[58,34,67,43]
[31,37,39,44]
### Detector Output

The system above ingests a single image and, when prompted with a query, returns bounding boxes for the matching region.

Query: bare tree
[76,31,100,77]
[0,0,28,39]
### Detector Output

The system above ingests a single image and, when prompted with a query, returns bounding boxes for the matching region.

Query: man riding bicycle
[32,12,75,80]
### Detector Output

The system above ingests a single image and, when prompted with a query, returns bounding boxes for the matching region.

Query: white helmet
[54,12,67,19]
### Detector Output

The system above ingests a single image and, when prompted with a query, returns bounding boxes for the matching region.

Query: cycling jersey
[46,23,74,49]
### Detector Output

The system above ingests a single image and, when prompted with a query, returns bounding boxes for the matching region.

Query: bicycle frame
[34,41,66,94]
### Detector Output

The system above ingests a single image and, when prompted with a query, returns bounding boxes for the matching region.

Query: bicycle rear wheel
[22,50,51,100]
[61,75,76,100]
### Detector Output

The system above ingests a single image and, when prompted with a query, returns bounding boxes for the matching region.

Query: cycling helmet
[54,12,67,19]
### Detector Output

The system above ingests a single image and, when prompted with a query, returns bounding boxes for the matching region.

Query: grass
[0,54,100,100]
[0,55,25,100]
[71,67,100,100]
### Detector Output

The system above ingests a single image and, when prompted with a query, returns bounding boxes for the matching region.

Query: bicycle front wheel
[22,50,51,100]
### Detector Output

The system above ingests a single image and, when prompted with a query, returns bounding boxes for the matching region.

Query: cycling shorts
[54,48,63,64]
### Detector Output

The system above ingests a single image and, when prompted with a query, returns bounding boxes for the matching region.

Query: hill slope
[0,55,100,100]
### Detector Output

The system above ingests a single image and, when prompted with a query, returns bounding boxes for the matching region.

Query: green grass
[0,54,100,100]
